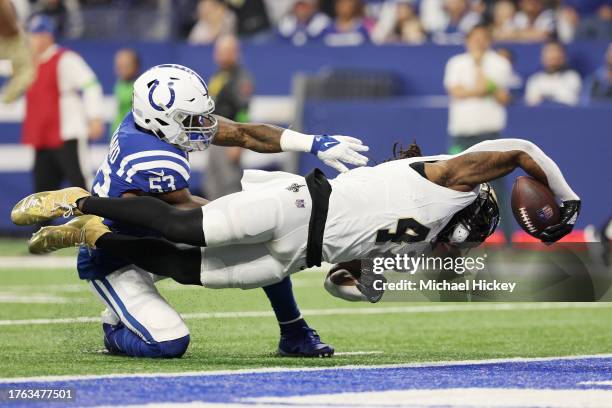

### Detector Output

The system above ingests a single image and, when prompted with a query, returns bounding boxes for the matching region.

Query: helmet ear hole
[155,118,169,126]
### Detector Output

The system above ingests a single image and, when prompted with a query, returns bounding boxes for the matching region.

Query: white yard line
[0,302,610,327]
[0,256,75,269]
[0,292,85,304]
[0,283,88,293]
[246,389,612,408]
[2,353,612,384]
[0,257,330,271]
[335,351,384,356]
[578,381,612,386]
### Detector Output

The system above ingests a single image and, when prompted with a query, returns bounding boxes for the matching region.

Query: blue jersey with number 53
[77,113,190,280]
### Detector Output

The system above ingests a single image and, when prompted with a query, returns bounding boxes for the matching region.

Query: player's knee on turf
[156,334,190,358]
[103,323,190,358]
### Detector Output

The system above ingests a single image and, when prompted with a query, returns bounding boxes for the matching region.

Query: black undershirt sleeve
[79,196,206,246]
[95,233,203,285]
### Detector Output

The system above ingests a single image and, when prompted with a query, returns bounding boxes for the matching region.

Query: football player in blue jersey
[13,64,369,358]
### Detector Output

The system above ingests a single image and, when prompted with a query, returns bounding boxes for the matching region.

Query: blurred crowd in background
[8,0,611,104]
[8,0,612,45]
[1,0,610,235]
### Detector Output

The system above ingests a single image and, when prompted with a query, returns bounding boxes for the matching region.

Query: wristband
[280,129,314,153]
[486,80,497,94]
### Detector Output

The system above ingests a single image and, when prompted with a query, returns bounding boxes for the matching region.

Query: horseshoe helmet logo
[148,80,176,112]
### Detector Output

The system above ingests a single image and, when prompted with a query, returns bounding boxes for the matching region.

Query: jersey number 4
[376,218,430,244]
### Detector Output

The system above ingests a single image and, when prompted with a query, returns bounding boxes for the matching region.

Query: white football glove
[311,135,369,173]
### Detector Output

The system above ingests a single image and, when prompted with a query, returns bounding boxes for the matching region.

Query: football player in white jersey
[16,138,580,306]
[12,63,369,358]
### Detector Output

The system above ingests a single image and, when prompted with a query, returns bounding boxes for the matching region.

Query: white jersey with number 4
[198,156,481,289]
[323,155,480,264]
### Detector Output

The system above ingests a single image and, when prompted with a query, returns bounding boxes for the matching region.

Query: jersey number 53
[149,174,176,193]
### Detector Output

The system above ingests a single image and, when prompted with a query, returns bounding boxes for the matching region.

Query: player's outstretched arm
[212,115,369,173]
[427,138,580,242]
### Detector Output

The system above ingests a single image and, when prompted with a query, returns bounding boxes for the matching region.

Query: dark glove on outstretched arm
[538,200,581,243]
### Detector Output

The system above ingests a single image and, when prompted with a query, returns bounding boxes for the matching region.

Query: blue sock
[103,323,189,358]
[262,277,306,333]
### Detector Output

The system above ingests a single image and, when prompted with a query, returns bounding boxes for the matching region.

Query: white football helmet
[132,64,218,151]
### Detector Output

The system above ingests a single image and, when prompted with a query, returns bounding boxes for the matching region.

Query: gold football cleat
[11,187,90,226]
[28,215,110,254]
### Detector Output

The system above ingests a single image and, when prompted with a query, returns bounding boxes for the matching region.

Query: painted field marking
[0,279,323,293]
[578,380,612,386]
[248,388,612,408]
[0,292,86,304]
[1,353,612,384]
[0,257,327,271]
[0,283,89,293]
[0,256,75,269]
[335,351,384,356]
[1,302,611,326]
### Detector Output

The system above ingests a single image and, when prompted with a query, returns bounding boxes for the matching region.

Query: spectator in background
[511,0,555,42]
[30,0,83,38]
[0,0,34,103]
[444,24,513,242]
[188,0,236,45]
[496,47,524,94]
[525,41,582,106]
[577,4,612,40]
[229,0,271,38]
[431,0,482,45]
[111,48,140,136]
[320,0,372,46]
[555,3,579,43]
[491,0,518,42]
[9,0,30,25]
[22,15,104,195]
[584,43,612,101]
[277,0,331,46]
[264,0,294,26]
[203,35,253,199]
[419,0,446,33]
[372,0,426,44]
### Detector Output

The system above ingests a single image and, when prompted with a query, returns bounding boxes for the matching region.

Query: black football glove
[538,200,581,243]
[356,268,386,303]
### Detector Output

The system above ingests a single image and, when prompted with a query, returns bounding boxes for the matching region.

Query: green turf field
[1,238,611,379]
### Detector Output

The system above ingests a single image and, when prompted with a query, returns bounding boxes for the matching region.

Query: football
[511,176,561,237]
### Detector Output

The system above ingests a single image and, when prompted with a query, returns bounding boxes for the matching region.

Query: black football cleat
[278,327,334,358]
